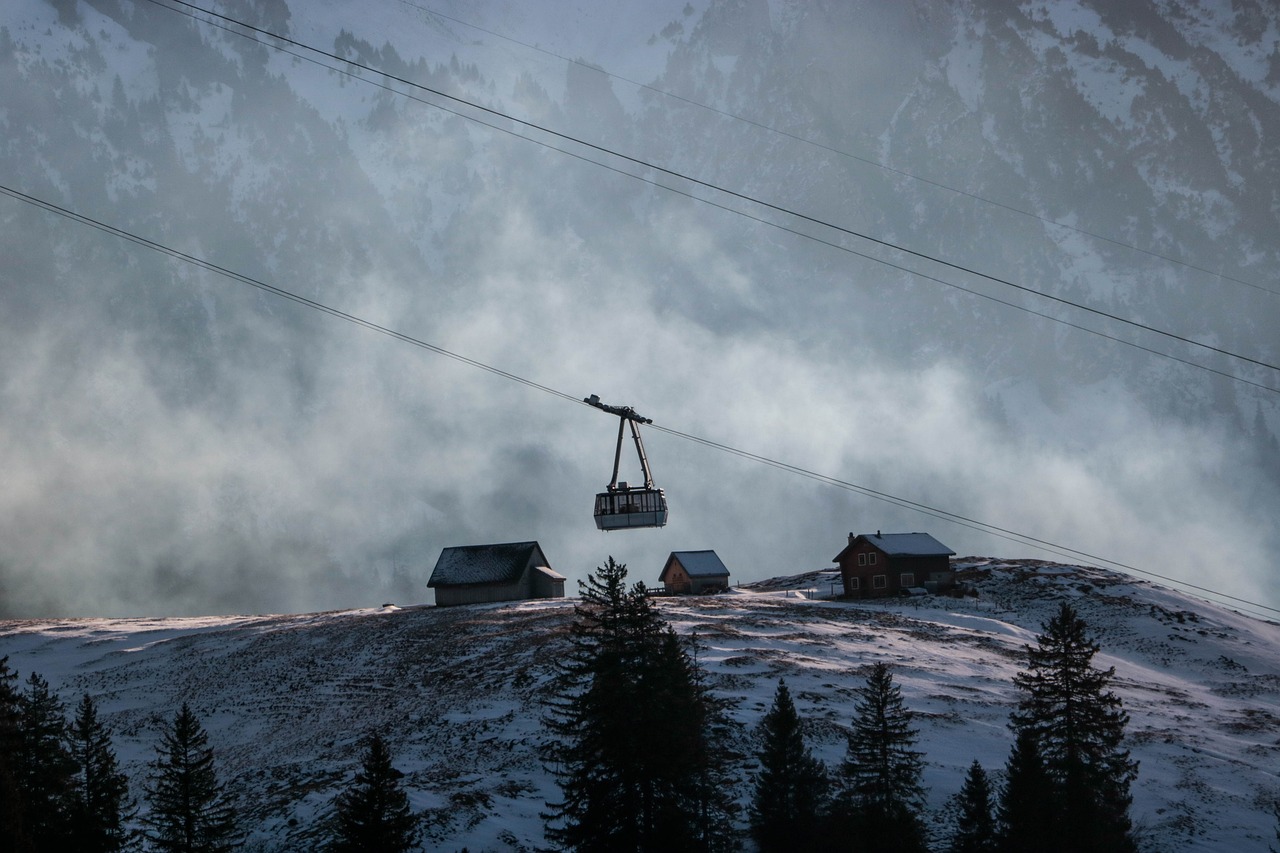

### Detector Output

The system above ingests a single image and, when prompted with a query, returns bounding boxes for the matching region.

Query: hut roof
[661,550,731,581]
[428,541,549,587]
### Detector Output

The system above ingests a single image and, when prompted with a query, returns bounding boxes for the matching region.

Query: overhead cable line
[647,422,1280,621]
[398,0,1280,301]
[2,183,1275,622]
[0,184,580,407]
[150,0,1280,385]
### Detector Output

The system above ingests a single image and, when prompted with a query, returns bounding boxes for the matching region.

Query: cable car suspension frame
[585,394,668,530]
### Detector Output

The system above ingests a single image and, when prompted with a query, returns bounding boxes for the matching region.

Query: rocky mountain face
[1,0,1277,615]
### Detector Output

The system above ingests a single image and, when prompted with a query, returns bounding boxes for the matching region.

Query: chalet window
[848,577,860,590]
[857,553,867,566]
[900,573,915,587]
[873,574,887,590]
[868,552,877,565]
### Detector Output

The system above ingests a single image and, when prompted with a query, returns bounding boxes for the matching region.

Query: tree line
[3,557,1271,851]
[0,658,416,852]
[544,558,1142,853]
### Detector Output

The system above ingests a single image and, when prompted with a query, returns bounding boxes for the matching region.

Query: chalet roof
[428,541,549,587]
[661,550,730,580]
[834,532,955,562]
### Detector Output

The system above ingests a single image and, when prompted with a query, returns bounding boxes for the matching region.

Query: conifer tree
[542,556,736,852]
[327,731,418,853]
[949,760,996,853]
[67,693,135,852]
[142,702,237,852]
[832,662,928,853]
[0,657,33,853]
[996,729,1056,853]
[750,679,829,853]
[15,671,77,847]
[1009,603,1138,853]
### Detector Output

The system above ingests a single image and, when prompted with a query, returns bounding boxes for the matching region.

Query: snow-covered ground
[3,559,1278,851]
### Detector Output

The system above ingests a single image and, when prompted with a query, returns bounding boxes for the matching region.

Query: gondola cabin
[594,482,668,530]
[586,394,669,530]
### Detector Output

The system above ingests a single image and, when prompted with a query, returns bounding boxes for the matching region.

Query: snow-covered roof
[837,533,956,560]
[428,541,549,587]
[662,550,730,579]
[534,566,566,582]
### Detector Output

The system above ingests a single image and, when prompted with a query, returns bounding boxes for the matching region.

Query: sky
[1,0,1278,618]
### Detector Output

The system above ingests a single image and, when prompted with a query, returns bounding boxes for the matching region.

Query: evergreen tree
[831,662,928,853]
[949,760,996,853]
[15,671,77,847]
[1009,603,1138,853]
[750,679,829,853]
[67,693,135,852]
[142,703,237,852]
[0,657,33,853]
[542,556,736,852]
[327,731,418,853]
[996,729,1056,853]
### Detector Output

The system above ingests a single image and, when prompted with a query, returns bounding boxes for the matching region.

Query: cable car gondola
[585,394,668,530]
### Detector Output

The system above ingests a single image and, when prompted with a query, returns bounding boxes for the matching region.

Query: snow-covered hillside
[3,559,1278,851]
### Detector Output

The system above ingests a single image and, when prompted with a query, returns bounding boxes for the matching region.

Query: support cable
[2,182,1275,620]
[145,0,1280,382]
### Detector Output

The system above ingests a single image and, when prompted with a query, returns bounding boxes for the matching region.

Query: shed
[427,541,565,607]
[659,550,731,594]
[833,532,955,599]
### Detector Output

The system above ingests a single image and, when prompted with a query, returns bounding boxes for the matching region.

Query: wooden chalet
[659,550,731,594]
[427,541,565,607]
[834,532,955,599]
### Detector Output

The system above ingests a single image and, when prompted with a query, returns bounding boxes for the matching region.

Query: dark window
[873,574,887,590]
[857,553,867,566]
[869,552,877,565]
[900,573,915,587]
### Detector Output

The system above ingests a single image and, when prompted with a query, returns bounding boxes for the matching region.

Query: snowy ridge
[3,559,1278,851]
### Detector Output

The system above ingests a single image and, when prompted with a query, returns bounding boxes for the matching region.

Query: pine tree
[142,703,237,852]
[996,729,1056,853]
[67,693,135,852]
[542,556,736,852]
[750,680,829,853]
[0,657,33,853]
[1009,603,1138,853]
[327,731,418,853]
[15,671,77,847]
[949,760,996,853]
[832,662,928,853]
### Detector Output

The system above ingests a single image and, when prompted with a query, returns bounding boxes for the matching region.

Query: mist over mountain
[1,0,1277,617]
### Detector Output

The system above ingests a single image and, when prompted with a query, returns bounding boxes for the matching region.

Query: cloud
[0,0,1276,619]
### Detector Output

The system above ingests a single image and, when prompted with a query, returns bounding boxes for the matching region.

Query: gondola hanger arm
[584,394,652,424]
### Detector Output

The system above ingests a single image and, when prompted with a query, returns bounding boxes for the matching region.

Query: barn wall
[691,575,728,593]
[663,563,692,593]
[433,578,530,607]
[839,550,952,599]
[531,568,565,599]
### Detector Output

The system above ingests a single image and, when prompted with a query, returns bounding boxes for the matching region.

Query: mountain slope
[3,560,1278,851]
